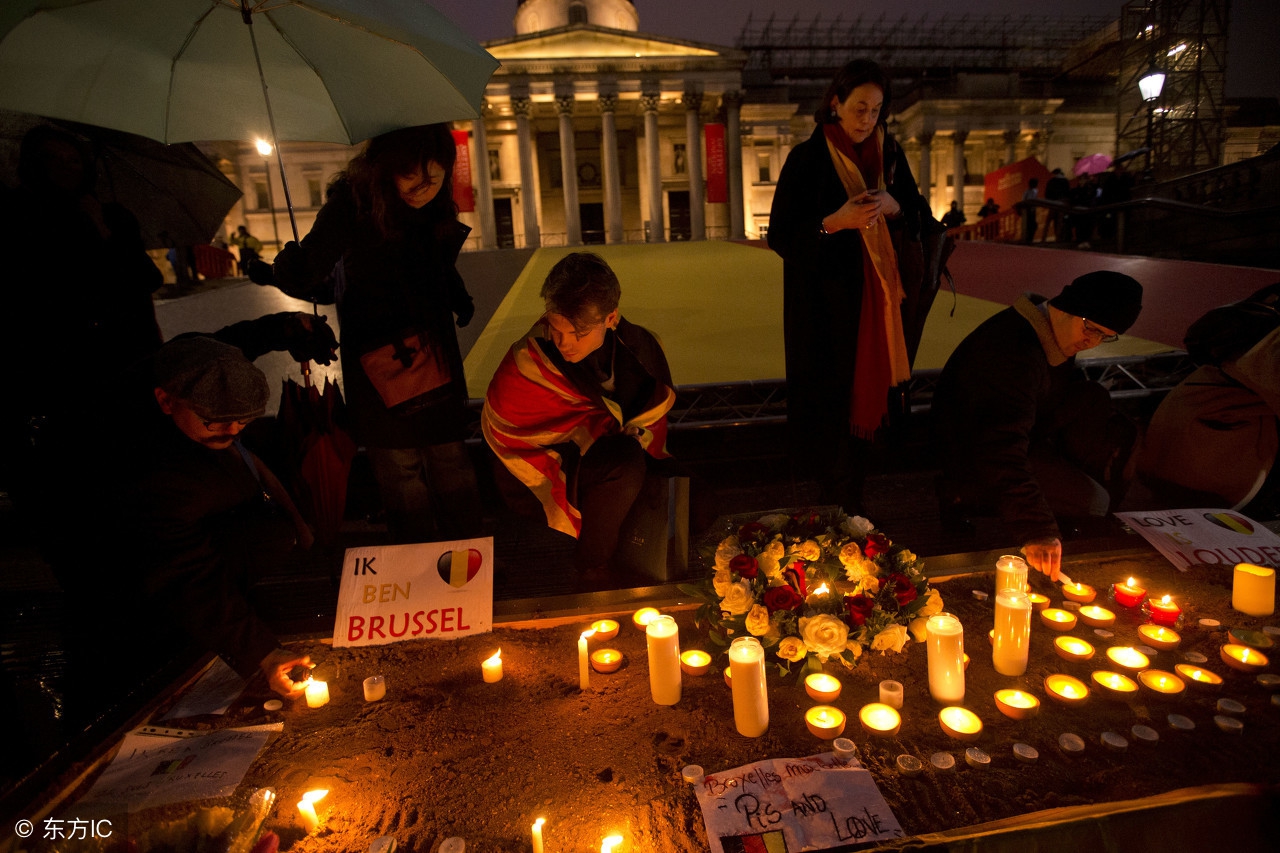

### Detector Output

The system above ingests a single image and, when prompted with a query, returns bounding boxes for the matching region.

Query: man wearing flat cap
[125,336,313,699]
[931,271,1144,580]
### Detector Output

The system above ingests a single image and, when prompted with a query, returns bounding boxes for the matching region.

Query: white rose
[712,567,733,598]
[715,536,743,571]
[799,614,850,662]
[745,604,772,636]
[721,580,755,616]
[919,588,943,618]
[845,639,864,661]
[842,515,875,538]
[871,624,910,654]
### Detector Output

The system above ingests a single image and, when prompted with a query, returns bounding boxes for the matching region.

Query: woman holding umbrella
[259,124,482,543]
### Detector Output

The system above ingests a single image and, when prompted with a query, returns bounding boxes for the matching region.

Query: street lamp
[255,137,282,253]
[1139,66,1165,175]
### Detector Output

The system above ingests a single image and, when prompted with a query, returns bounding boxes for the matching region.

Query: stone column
[915,131,934,209]
[556,92,581,246]
[471,103,496,250]
[641,88,664,242]
[723,90,745,240]
[512,95,540,248]
[951,130,968,209]
[599,92,623,244]
[1003,129,1019,165]
[684,87,705,240]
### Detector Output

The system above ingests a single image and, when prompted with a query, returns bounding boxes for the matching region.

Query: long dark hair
[334,123,458,239]
[814,59,892,125]
[18,125,96,195]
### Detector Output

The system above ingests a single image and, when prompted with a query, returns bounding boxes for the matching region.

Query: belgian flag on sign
[437,548,483,587]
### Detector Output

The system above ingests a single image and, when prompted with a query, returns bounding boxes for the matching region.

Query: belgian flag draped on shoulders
[481,316,676,538]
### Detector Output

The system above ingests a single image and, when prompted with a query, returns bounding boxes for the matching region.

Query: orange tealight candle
[1054,635,1095,663]
[1105,646,1151,672]
[1027,592,1051,611]
[632,607,660,629]
[804,673,842,703]
[723,666,733,688]
[1220,643,1269,674]
[1062,582,1097,604]
[590,619,620,641]
[805,705,847,739]
[1174,663,1224,691]
[994,689,1040,720]
[1091,670,1140,700]
[1040,608,1078,631]
[939,706,984,741]
[1112,577,1147,608]
[859,703,902,737]
[679,649,712,676]
[1078,605,1116,628]
[1138,669,1186,697]
[1044,673,1089,706]
[590,649,623,673]
[1137,624,1181,651]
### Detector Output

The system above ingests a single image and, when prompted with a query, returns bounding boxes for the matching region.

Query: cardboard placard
[1115,509,1280,571]
[332,538,494,648]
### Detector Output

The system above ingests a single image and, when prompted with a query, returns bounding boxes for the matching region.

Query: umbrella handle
[301,360,312,389]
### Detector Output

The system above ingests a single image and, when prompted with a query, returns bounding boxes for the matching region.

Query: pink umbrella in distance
[1074,153,1113,177]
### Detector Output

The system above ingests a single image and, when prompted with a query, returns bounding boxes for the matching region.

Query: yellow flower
[712,567,733,598]
[845,640,864,661]
[871,624,910,654]
[859,575,881,595]
[799,614,850,662]
[899,549,918,565]
[908,617,929,642]
[776,636,807,662]
[720,579,755,616]
[745,604,771,636]
[794,539,822,562]
[759,543,783,579]
[919,588,943,618]
[838,541,863,568]
[714,536,742,571]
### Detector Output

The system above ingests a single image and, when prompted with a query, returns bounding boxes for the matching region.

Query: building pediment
[486,25,729,62]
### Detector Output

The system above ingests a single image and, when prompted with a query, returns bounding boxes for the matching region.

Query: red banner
[704,123,727,203]
[451,129,475,212]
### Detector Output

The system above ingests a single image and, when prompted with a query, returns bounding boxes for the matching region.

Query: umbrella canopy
[1074,153,1113,177]
[0,0,499,146]
[0,109,242,249]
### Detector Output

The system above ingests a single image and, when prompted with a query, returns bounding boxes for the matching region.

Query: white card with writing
[1115,509,1280,571]
[332,538,494,647]
[696,754,903,852]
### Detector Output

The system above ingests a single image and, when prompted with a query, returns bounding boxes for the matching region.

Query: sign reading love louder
[332,538,494,647]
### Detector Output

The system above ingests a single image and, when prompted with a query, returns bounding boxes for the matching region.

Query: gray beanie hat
[153,336,269,422]
[1048,271,1143,334]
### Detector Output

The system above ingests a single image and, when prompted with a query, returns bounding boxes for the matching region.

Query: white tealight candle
[879,680,904,709]
[363,675,386,702]
[304,679,329,709]
[482,650,503,683]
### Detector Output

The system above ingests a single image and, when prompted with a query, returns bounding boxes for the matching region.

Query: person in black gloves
[252,124,482,543]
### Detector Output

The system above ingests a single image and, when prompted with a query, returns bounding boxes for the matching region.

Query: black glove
[281,312,338,365]
[248,259,275,286]
[455,299,475,328]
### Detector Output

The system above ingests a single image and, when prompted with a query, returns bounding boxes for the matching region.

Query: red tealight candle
[1146,594,1182,627]
[1112,577,1146,608]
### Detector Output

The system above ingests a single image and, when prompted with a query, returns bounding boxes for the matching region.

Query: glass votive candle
[1062,582,1097,604]
[590,619,620,641]
[1105,646,1151,673]
[1040,608,1078,631]
[632,607,660,629]
[859,702,902,737]
[362,675,386,702]
[1174,663,1224,691]
[994,689,1040,720]
[680,650,712,676]
[804,673,842,702]
[1138,669,1186,697]
[939,706,984,741]
[1044,673,1089,706]
[1220,643,1269,673]
[805,705,847,739]
[590,649,623,674]
[1137,624,1181,651]
[879,679,904,709]
[1078,605,1116,628]
[1091,670,1140,700]
[1054,635,1096,663]
[1111,577,1147,608]
[1145,595,1183,627]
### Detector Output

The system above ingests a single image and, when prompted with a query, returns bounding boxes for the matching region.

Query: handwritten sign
[1115,508,1280,571]
[160,657,245,721]
[696,754,902,852]
[76,727,277,814]
[332,537,494,648]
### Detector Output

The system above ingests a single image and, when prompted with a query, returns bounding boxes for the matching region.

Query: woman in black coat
[267,124,482,543]
[767,60,927,514]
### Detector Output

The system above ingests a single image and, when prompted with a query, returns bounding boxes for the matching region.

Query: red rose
[763,585,803,613]
[888,573,918,607]
[729,554,759,579]
[782,560,808,597]
[864,532,890,559]
[845,593,875,626]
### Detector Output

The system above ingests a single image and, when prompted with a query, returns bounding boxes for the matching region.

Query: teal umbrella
[0,0,499,238]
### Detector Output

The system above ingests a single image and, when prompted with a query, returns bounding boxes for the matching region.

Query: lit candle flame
[580,628,597,641]
[1126,577,1136,586]
[602,834,624,853]
[1160,594,1171,604]
[812,583,830,596]
[302,789,328,804]
[485,649,501,665]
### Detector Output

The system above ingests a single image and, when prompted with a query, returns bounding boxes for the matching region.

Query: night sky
[430,0,1279,99]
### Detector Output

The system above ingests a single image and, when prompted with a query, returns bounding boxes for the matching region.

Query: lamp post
[255,138,282,253]
[1138,66,1165,176]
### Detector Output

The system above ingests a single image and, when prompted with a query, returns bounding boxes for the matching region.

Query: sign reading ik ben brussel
[332,538,494,648]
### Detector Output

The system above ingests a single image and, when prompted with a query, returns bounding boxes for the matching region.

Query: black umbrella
[0,109,242,249]
[278,363,357,548]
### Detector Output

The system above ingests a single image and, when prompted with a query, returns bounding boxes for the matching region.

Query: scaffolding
[1116,0,1229,181]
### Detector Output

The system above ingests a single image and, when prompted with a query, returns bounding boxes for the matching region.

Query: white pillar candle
[362,675,385,702]
[296,789,328,833]
[879,679,904,709]
[926,613,966,703]
[729,636,769,737]
[646,615,682,705]
[531,818,545,853]
[482,650,503,683]
[578,629,596,691]
[993,590,1033,676]
[304,679,329,708]
[1233,563,1276,616]
[995,555,1029,593]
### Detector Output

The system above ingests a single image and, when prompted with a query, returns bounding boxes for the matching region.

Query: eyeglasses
[202,418,253,432]
[1081,318,1120,343]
